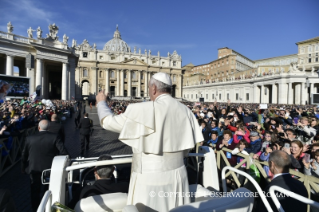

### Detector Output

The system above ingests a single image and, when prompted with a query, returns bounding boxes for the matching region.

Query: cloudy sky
[1,0,318,66]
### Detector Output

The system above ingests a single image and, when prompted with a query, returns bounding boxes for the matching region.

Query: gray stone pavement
[0,106,132,212]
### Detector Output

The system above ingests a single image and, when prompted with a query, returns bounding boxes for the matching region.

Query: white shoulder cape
[118,94,203,154]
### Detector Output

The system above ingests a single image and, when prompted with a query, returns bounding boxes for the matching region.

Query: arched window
[132,72,136,79]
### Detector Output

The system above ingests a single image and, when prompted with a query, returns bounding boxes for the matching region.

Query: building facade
[74,26,183,99]
[183,37,319,105]
[0,23,183,100]
[0,22,78,100]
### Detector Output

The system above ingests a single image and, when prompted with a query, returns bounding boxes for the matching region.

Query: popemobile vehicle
[37,145,319,212]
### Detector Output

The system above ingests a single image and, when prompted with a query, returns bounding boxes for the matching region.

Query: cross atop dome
[113,24,121,39]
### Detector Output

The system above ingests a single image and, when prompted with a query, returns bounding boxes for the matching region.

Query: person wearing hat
[246,131,262,154]
[96,72,203,212]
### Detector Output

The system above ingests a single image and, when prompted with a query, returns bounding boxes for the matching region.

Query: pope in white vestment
[96,72,203,212]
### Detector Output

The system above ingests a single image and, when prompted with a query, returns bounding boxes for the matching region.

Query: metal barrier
[269,185,319,212]
[37,190,52,212]
[0,126,38,177]
[216,147,319,212]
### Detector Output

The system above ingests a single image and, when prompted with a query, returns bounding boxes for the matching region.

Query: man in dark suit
[258,150,308,212]
[78,113,93,157]
[74,105,81,129]
[48,114,65,143]
[21,120,68,212]
[68,155,129,208]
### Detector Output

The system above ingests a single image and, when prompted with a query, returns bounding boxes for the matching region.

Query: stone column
[178,74,183,98]
[27,68,35,94]
[288,82,293,104]
[120,69,124,96]
[301,82,307,105]
[41,61,45,98]
[295,83,301,105]
[144,71,149,97]
[91,67,98,96]
[105,68,109,94]
[310,83,315,104]
[36,59,43,97]
[253,84,258,103]
[272,84,278,104]
[127,70,132,97]
[6,55,14,76]
[69,59,76,100]
[61,63,68,100]
[116,69,120,96]
[278,83,288,104]
[137,70,141,97]
[260,84,264,103]
[75,67,81,99]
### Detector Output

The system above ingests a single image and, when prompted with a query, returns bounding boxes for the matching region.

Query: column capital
[6,54,15,57]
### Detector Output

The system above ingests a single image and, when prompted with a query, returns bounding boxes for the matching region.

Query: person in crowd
[212,99,231,121]
[285,128,297,141]
[294,117,316,145]
[233,123,250,144]
[74,106,81,129]
[282,140,305,172]
[78,113,93,157]
[309,116,319,135]
[242,108,258,125]
[21,120,68,212]
[246,131,262,154]
[216,130,237,166]
[205,131,219,147]
[48,114,65,143]
[209,120,222,136]
[96,72,203,212]
[201,121,211,142]
[258,150,307,212]
[303,149,319,177]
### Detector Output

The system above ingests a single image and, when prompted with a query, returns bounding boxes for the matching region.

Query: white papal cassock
[97,94,203,212]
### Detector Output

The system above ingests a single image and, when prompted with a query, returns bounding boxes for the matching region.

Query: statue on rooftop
[7,22,13,33]
[72,39,76,48]
[27,27,35,38]
[36,27,42,38]
[47,23,59,40]
[63,34,69,44]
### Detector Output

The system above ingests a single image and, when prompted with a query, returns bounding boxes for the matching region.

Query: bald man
[21,120,68,212]
[48,114,65,143]
[258,150,307,212]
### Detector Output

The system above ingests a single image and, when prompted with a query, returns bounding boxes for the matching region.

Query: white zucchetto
[152,72,172,86]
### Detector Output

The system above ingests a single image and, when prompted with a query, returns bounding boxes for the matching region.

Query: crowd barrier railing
[0,126,38,177]
[216,147,319,212]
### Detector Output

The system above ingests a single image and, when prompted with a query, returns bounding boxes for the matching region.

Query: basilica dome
[103,26,130,52]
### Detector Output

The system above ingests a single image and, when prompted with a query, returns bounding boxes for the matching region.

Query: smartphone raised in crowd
[304,153,310,163]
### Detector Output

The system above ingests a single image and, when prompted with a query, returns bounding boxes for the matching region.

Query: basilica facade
[0,23,183,100]
[74,26,183,100]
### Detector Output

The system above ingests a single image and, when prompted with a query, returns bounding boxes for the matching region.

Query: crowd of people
[192,100,319,178]
[0,97,77,211]
[1,91,319,211]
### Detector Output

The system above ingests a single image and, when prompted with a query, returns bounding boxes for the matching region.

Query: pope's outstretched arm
[96,90,126,133]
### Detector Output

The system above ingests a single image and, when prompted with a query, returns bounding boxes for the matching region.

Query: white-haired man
[96,72,203,212]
